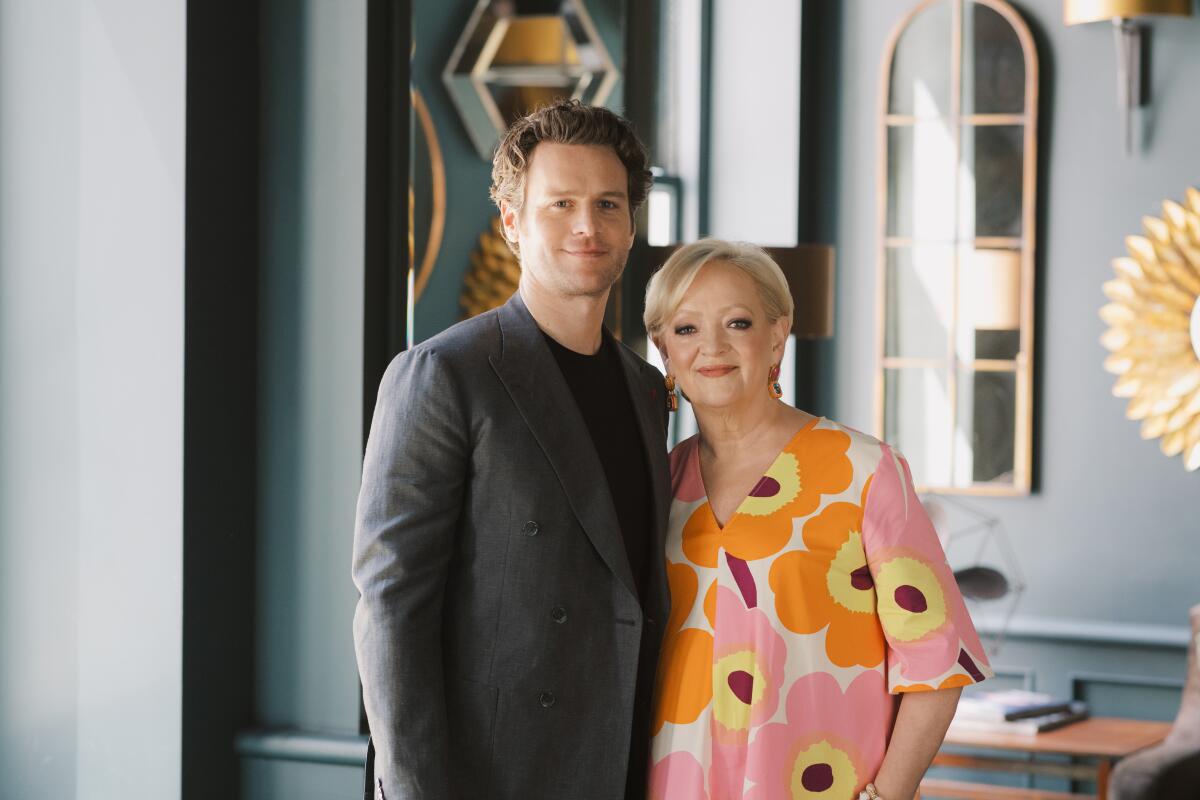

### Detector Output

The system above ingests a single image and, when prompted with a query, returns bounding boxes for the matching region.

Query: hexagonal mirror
[443,0,621,159]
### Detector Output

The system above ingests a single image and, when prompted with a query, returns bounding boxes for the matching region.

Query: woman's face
[658,260,789,412]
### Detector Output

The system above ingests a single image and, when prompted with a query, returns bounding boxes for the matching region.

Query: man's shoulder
[396,309,504,374]
[376,308,505,395]
[409,307,503,362]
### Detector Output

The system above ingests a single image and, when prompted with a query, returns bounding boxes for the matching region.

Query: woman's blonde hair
[643,239,793,341]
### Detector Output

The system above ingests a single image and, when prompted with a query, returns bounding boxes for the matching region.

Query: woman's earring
[768,364,783,399]
[665,374,679,412]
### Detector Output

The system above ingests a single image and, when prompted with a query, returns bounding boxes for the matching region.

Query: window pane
[954,368,1016,486]
[888,0,953,117]
[959,124,1024,238]
[884,367,953,487]
[962,2,1025,115]
[886,245,954,359]
[888,123,957,240]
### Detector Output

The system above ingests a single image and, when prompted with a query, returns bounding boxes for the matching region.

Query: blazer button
[539,691,556,708]
[551,606,567,624]
[521,520,540,537]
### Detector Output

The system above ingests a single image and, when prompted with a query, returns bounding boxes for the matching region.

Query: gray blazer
[353,292,672,800]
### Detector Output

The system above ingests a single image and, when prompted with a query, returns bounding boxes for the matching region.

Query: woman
[644,240,992,800]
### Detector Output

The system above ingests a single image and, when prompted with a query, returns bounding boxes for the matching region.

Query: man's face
[501,142,636,300]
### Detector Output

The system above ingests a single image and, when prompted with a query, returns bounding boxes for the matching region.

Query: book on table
[954,689,1077,722]
[948,701,1090,736]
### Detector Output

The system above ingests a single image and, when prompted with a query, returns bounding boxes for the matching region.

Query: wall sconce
[766,245,836,340]
[1065,0,1194,154]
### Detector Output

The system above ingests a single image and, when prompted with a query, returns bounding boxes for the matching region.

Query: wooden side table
[920,717,1172,800]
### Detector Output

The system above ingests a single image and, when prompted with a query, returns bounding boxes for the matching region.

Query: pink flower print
[864,446,991,685]
[710,587,788,745]
[706,586,788,799]
[744,671,892,800]
[649,751,708,800]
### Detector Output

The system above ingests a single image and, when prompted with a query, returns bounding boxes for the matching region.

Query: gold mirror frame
[875,0,1039,495]
[410,87,446,303]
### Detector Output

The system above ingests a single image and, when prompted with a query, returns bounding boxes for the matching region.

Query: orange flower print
[654,560,713,735]
[682,419,853,568]
[769,481,886,669]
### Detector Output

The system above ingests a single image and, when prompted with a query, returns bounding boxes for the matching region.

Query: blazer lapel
[490,294,638,601]
[615,341,673,619]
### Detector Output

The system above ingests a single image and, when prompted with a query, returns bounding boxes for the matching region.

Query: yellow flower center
[874,556,948,642]
[739,453,801,517]
[825,531,876,614]
[788,740,858,798]
[712,649,766,731]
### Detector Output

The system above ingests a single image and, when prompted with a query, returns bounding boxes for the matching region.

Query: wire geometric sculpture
[924,495,1026,656]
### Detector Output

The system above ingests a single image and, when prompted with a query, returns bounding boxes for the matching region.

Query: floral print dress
[648,416,992,800]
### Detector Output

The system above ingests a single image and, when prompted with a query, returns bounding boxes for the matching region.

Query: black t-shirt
[542,330,653,603]
[542,330,655,799]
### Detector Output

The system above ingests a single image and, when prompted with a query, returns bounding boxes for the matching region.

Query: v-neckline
[693,416,823,531]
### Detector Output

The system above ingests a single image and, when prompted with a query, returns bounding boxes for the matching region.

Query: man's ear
[500,201,520,245]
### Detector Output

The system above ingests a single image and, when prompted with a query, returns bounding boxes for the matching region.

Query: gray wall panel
[74,1,186,794]
[0,1,82,796]
[0,0,186,798]
[832,0,1200,634]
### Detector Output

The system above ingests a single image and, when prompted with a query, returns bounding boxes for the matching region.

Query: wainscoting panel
[242,758,363,800]
[983,665,1038,692]
[1069,671,1185,721]
[925,625,1188,795]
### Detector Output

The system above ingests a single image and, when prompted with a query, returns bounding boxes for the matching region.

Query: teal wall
[828,0,1197,790]
[243,0,368,796]
[410,0,498,342]
[411,0,627,342]
[0,0,187,797]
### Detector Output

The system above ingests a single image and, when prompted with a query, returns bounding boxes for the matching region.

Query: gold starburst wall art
[1100,187,1200,472]
[460,217,521,319]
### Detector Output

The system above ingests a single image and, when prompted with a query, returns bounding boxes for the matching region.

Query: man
[353,100,671,800]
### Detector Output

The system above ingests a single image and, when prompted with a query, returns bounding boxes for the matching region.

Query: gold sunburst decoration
[1100,187,1200,472]
[460,217,521,319]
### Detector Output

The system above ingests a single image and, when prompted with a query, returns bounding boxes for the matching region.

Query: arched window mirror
[876,0,1038,495]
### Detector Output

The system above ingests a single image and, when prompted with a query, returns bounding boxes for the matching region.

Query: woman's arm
[871,686,962,800]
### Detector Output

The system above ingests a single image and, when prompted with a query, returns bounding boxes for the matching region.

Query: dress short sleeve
[862,443,993,694]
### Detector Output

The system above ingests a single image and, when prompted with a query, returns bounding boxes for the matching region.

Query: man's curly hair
[490,99,653,255]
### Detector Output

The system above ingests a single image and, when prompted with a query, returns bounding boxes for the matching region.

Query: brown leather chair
[1110,604,1200,799]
